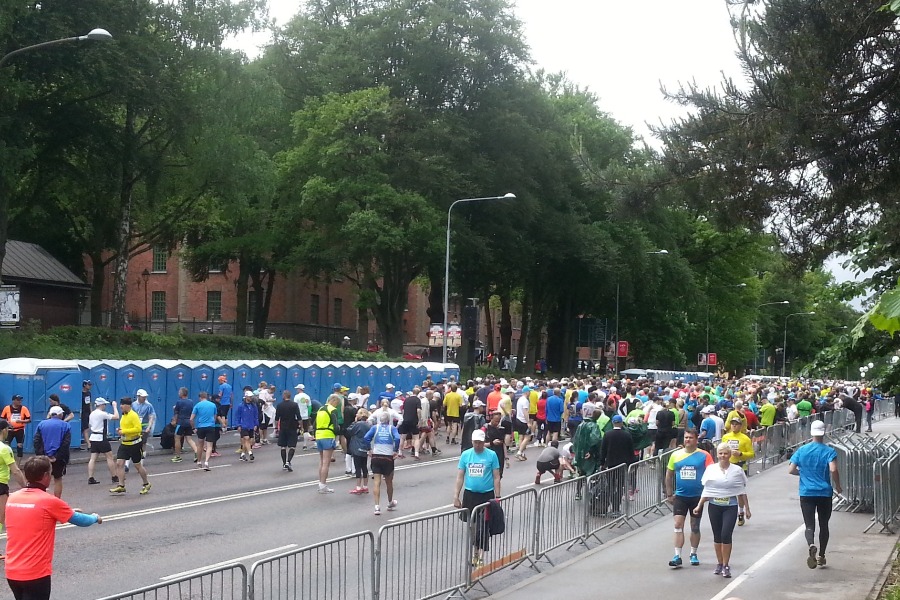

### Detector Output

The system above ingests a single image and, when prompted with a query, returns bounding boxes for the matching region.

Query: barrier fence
[105,404,900,599]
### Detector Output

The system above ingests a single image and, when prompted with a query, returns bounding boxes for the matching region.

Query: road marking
[707,524,804,600]
[517,478,552,489]
[161,545,298,580]
[387,504,454,523]
[150,465,231,477]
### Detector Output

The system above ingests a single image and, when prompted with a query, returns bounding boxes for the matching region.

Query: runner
[32,407,70,499]
[315,393,341,493]
[513,386,532,461]
[235,391,259,462]
[171,387,198,463]
[788,419,842,568]
[129,390,156,471]
[364,411,401,515]
[46,395,74,424]
[109,398,151,495]
[0,396,30,463]
[292,383,311,449]
[86,399,119,485]
[190,392,219,471]
[722,417,754,526]
[0,419,26,557]
[80,380,92,448]
[443,383,464,445]
[453,429,500,568]
[460,400,487,451]
[666,428,713,568]
[276,390,302,472]
[346,409,372,495]
[534,440,574,484]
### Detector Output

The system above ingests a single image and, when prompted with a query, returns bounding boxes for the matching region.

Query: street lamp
[141,268,150,332]
[783,311,815,377]
[754,301,789,374]
[0,28,113,68]
[443,193,516,363]
[613,249,669,375]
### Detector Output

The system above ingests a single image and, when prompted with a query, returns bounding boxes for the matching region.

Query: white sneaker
[374,505,381,515]
[317,487,335,494]
[387,499,398,511]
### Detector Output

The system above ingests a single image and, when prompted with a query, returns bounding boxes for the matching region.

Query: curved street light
[0,28,113,68]
[443,193,516,364]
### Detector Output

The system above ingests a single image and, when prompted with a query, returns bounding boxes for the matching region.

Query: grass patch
[0,326,387,362]
[879,544,900,599]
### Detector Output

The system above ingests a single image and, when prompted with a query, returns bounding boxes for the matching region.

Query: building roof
[3,240,89,289]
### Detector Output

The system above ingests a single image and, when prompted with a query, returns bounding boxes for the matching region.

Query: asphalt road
[2,432,560,600]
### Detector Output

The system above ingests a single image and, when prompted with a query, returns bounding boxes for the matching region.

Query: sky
[228,0,866,303]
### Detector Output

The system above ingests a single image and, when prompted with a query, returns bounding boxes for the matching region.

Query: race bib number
[711,496,731,506]
[10,413,20,423]
[728,440,739,450]
[467,462,486,478]
[679,466,696,480]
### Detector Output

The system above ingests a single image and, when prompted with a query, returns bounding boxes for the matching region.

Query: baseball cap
[386,383,395,389]
[472,400,485,408]
[701,405,715,414]
[11,394,22,401]
[244,390,255,398]
[612,415,624,424]
[49,406,64,416]
[95,398,109,405]
[810,421,826,436]
[136,389,148,397]
[471,429,486,442]
[83,380,92,385]
[295,383,305,390]
[333,383,349,391]
[730,417,743,423]
[395,391,403,398]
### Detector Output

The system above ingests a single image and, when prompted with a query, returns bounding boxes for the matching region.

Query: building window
[333,298,343,327]
[152,246,168,272]
[310,294,320,325]
[151,291,166,320]
[247,290,257,322]
[207,291,222,321]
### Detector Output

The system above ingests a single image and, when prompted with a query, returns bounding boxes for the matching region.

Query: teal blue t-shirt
[790,442,837,497]
[458,447,499,493]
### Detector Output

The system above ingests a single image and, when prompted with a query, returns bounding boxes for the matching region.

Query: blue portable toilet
[364,365,378,391]
[416,366,429,386]
[139,360,171,434]
[86,361,117,402]
[348,365,366,392]
[115,362,144,401]
[286,364,304,392]
[166,362,192,403]
[213,364,234,395]
[320,363,339,396]
[336,364,352,391]
[230,362,259,391]
[392,365,405,388]
[253,363,274,391]
[189,362,215,399]
[404,365,418,392]
[304,363,322,401]
[378,364,391,390]
[266,363,288,394]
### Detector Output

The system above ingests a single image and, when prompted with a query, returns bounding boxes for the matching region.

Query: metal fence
[96,564,248,600]
[248,532,375,600]
[468,488,539,589]
[871,451,900,534]
[534,475,589,562]
[624,450,673,528]
[831,430,900,514]
[584,464,629,538]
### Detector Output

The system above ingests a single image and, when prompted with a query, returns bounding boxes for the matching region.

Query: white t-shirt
[516,396,530,423]
[647,405,661,430]
[390,397,404,413]
[294,393,311,419]
[89,409,113,442]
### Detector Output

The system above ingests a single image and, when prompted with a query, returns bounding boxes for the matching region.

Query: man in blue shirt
[33,407,71,498]
[545,388,565,443]
[454,429,500,567]
[788,420,842,569]
[190,392,221,471]
[217,375,233,426]
[171,387,198,463]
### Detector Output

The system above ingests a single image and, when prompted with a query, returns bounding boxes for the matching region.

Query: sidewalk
[486,416,900,600]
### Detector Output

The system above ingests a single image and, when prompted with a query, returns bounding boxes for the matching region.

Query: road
[3,432,557,599]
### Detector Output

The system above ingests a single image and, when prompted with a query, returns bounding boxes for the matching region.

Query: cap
[136,389,148,397]
[95,398,109,405]
[611,414,624,424]
[83,379,92,386]
[701,405,715,414]
[11,394,22,401]
[386,383,395,389]
[333,383,349,391]
[730,417,743,423]
[395,391,403,398]
[810,420,826,436]
[244,390,255,398]
[49,406,64,416]
[343,335,350,340]
[295,383,305,390]
[472,400,485,408]
[471,429,486,442]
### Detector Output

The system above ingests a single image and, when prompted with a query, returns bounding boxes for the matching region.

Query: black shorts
[196,427,218,442]
[90,440,112,454]
[513,419,529,435]
[50,458,68,479]
[370,455,395,477]
[278,429,299,448]
[537,459,560,474]
[175,424,194,437]
[656,430,674,446]
[7,429,24,446]
[240,428,254,438]
[444,415,460,425]
[0,482,8,495]
[117,442,144,463]
[398,421,418,435]
[546,421,562,434]
[217,404,231,418]
[673,495,703,518]
[81,409,90,429]
[300,418,311,432]
[529,412,537,423]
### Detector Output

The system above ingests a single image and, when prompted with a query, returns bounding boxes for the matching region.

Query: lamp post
[614,249,668,376]
[754,301,789,374]
[443,194,515,364]
[783,311,815,377]
[141,268,150,332]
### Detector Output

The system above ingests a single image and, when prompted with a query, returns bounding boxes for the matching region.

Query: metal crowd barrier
[534,475,589,562]
[584,464,629,538]
[830,431,900,514]
[467,488,539,590]
[96,564,248,600]
[249,532,375,600]
[375,508,470,600]
[871,452,900,534]
[624,450,673,528]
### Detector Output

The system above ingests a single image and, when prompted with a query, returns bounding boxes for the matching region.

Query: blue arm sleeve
[392,426,401,452]
[68,512,99,527]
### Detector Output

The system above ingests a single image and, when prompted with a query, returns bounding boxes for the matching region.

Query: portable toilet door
[190,363,215,399]
[320,364,338,398]
[89,363,117,402]
[378,364,392,390]
[404,366,417,393]
[267,363,288,395]
[393,365,405,389]
[254,364,275,393]
[364,365,378,391]
[349,365,366,392]
[115,363,145,402]
[286,364,304,393]
[416,366,429,387]
[213,364,235,397]
[304,364,321,401]
[336,364,352,392]
[42,365,88,447]
[232,363,255,391]
[140,362,168,435]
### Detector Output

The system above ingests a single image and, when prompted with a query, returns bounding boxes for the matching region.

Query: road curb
[867,540,900,600]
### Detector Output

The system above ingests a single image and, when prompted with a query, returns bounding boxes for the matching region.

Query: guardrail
[871,451,900,534]
[534,475,588,562]
[624,450,673,528]
[249,532,375,600]
[97,564,248,600]
[468,488,539,589]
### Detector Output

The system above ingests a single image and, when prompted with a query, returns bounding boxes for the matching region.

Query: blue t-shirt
[192,400,219,428]
[219,382,233,407]
[174,399,194,428]
[546,395,564,422]
[459,448,499,493]
[700,417,717,441]
[133,400,156,429]
[790,442,837,497]
[668,448,713,497]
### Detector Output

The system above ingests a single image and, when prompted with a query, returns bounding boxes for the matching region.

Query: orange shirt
[0,405,30,431]
[486,391,502,413]
[4,487,74,580]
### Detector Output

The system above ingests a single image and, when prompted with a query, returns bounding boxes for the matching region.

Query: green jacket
[573,420,603,476]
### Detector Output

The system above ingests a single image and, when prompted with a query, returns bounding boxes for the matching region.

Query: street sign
[698,353,707,366]
[708,353,718,366]
[617,341,629,358]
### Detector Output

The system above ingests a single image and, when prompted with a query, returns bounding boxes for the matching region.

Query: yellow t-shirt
[529,390,539,414]
[722,431,754,467]
[443,392,463,418]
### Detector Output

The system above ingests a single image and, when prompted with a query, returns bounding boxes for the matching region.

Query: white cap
[473,400,485,408]
[810,420,826,436]
[386,383,395,389]
[295,383,305,390]
[394,391,403,398]
[471,429,486,442]
[243,390,255,398]
[136,389,148,397]
[95,398,109,405]
[49,406,64,416]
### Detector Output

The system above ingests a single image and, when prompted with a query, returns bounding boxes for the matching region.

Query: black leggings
[800,496,832,553]
[8,575,52,600]
[707,503,738,544]
[353,455,369,479]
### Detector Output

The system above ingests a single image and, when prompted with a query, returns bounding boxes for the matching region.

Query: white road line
[517,478,552,489]
[707,524,804,600]
[387,504,454,523]
[160,545,298,580]
[150,465,231,477]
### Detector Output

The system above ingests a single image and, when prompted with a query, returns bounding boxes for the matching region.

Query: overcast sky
[228,0,866,303]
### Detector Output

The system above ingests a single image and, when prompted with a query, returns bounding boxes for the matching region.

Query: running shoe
[171,456,183,463]
[252,443,261,449]
[350,488,363,495]
[722,565,731,578]
[88,477,99,485]
[286,463,293,472]
[235,448,243,454]
[240,454,247,462]
[361,487,369,493]
[553,474,562,483]
[124,464,130,473]
[535,474,542,485]
[282,463,289,471]
[203,462,211,471]
[140,483,152,495]
[737,513,745,526]
[713,564,723,575]
[669,555,683,568]
[817,555,826,567]
[807,545,818,569]
[374,505,381,515]
[387,499,398,511]
[109,485,126,494]
[690,553,700,566]
[211,452,221,457]
[249,454,255,462]
[317,487,335,494]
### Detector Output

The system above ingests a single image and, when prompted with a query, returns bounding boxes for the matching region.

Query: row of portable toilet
[0,358,460,451]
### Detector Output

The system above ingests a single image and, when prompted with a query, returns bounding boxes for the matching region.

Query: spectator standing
[0,396,30,463]
[453,430,500,568]
[32,408,70,499]
[599,415,635,515]
[86,399,119,485]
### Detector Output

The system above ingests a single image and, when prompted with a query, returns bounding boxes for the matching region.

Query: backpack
[159,423,175,450]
